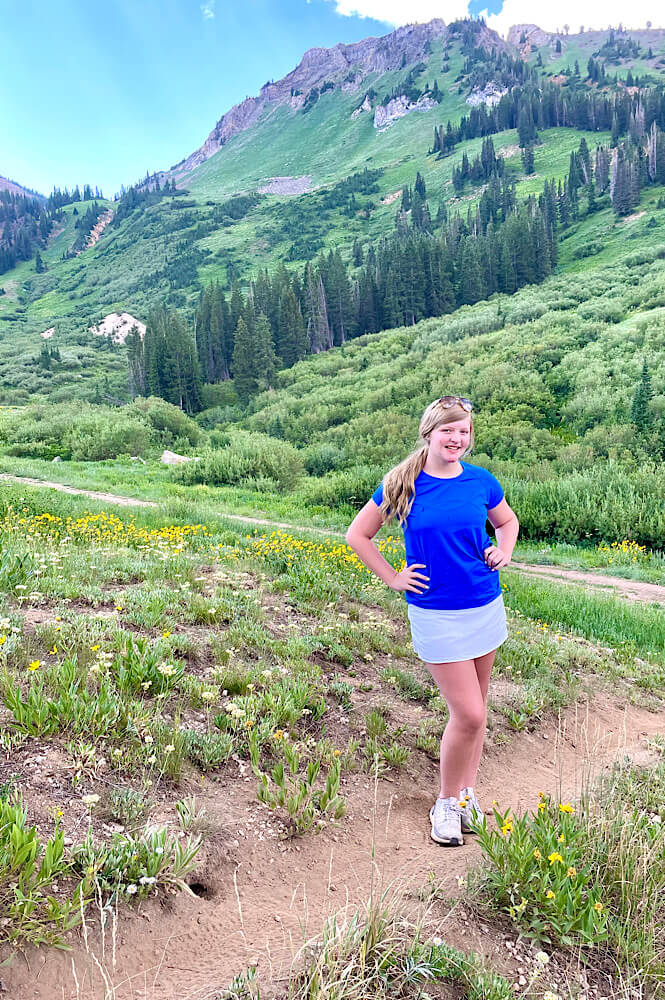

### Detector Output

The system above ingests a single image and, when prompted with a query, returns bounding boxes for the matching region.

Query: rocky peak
[170,20,453,178]
[507,24,553,48]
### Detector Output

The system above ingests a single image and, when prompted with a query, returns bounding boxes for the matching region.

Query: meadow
[1,23,665,998]
[0,481,662,998]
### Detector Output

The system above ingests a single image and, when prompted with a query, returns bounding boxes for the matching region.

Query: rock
[466,83,508,108]
[351,94,372,119]
[52,456,62,463]
[374,94,437,130]
[130,456,147,464]
[507,24,553,49]
[160,449,191,465]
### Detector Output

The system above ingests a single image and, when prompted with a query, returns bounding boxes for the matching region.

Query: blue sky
[0,0,397,197]
[2,0,661,197]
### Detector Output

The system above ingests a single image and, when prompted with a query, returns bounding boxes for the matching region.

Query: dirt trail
[2,474,664,605]
[8,696,662,1000]
[510,561,665,604]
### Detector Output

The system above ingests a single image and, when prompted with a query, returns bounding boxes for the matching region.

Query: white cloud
[483,1,662,37]
[326,0,663,35]
[328,1,467,25]
[201,1,215,19]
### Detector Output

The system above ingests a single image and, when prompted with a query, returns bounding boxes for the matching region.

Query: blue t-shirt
[371,462,505,611]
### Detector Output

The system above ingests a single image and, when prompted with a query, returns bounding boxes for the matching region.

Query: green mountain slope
[2,19,665,406]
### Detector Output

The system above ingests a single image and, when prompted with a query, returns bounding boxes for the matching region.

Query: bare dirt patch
[85,208,114,251]
[5,695,660,1000]
[511,561,665,604]
[381,189,403,206]
[622,210,647,223]
[258,176,312,196]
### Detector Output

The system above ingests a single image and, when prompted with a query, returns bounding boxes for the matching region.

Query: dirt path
[510,561,665,604]
[3,474,664,605]
[8,696,662,1000]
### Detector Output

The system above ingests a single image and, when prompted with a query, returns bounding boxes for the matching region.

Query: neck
[423,451,463,479]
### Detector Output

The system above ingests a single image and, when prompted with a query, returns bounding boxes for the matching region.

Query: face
[428,418,471,463]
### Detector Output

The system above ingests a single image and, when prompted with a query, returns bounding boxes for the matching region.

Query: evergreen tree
[631,358,654,426]
[521,144,535,174]
[231,317,257,403]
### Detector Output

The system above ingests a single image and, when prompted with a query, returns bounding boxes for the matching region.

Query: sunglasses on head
[438,395,473,412]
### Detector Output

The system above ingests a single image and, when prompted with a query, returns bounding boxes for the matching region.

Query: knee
[452,703,486,736]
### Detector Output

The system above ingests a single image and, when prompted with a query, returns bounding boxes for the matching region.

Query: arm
[484,497,519,570]
[346,500,429,595]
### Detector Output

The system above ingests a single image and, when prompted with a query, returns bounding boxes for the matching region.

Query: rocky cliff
[170,19,483,180]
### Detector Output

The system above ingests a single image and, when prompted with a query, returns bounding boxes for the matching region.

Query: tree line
[430,80,665,156]
[126,164,561,410]
[0,191,60,275]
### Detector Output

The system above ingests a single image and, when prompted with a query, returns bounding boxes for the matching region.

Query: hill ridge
[167,18,509,181]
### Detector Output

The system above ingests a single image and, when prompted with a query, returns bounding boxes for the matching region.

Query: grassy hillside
[2,22,665,406]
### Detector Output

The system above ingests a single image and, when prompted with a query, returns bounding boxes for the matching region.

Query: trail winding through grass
[2,473,663,606]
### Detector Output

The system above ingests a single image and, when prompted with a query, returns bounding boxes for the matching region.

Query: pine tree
[231,317,257,403]
[521,144,535,174]
[631,358,654,426]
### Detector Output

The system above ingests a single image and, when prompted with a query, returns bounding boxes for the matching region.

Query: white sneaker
[429,796,463,846]
[459,786,483,833]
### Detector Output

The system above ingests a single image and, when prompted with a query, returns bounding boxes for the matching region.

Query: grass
[0,482,662,1000]
[471,755,665,996]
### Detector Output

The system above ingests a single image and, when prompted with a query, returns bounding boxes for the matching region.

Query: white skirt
[407,594,508,664]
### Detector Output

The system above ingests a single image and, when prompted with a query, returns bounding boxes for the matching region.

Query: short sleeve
[371,483,384,507]
[485,471,504,509]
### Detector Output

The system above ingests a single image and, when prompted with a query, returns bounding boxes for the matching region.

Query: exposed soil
[84,208,114,251]
[257,176,312,196]
[3,695,661,1000]
[511,561,665,605]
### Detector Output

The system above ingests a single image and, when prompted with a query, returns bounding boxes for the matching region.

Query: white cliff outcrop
[374,95,437,130]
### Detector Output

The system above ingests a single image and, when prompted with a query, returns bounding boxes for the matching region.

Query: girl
[345,396,519,846]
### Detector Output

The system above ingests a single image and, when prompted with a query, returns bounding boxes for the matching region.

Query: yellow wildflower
[533,848,542,859]
[559,802,574,814]
[594,901,604,913]
[28,659,41,671]
[546,890,556,900]
[567,867,577,878]
[548,852,563,865]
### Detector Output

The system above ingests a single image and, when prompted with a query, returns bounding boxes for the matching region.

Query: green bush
[0,403,155,460]
[174,430,304,492]
[129,396,204,447]
[297,464,386,510]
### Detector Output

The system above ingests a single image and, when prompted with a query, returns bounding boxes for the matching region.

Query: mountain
[2,18,665,409]
[169,19,509,180]
[0,175,44,199]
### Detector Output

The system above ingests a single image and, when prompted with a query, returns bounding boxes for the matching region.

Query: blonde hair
[378,399,474,526]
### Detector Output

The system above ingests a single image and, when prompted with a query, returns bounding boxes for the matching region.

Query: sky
[1,0,663,198]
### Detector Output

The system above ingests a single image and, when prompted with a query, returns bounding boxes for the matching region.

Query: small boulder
[52,456,62,463]
[160,449,191,465]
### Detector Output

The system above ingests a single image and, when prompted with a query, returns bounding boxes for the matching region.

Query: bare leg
[463,649,496,788]
[426,658,486,799]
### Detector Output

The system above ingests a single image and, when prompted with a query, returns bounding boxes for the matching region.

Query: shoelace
[435,798,460,820]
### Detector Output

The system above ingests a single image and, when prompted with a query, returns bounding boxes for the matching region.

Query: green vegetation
[473,759,665,994]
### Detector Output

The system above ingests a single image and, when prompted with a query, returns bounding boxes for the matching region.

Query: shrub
[297,464,386,511]
[174,431,304,492]
[129,396,204,447]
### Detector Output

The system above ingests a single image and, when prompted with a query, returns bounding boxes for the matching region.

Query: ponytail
[378,444,428,527]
